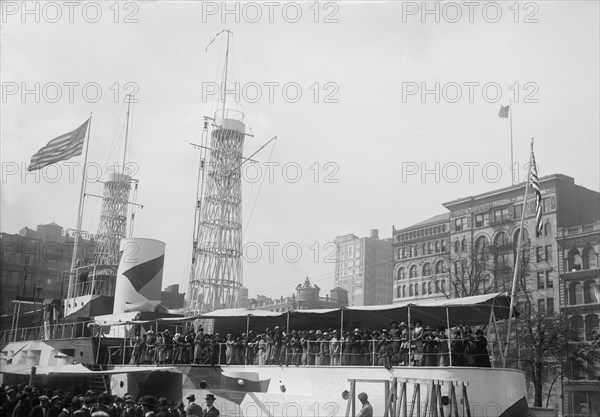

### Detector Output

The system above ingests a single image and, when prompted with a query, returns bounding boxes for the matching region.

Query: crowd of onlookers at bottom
[0,386,220,417]
[127,321,491,369]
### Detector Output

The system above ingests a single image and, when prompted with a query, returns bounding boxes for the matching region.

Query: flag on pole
[498,105,509,118]
[530,144,543,237]
[27,119,89,172]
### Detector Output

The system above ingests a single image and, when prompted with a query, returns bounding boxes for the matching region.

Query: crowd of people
[0,386,219,417]
[127,320,491,369]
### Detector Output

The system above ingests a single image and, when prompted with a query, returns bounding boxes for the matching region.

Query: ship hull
[109,365,527,417]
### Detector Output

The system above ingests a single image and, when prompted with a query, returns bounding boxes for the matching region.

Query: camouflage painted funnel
[113,238,166,314]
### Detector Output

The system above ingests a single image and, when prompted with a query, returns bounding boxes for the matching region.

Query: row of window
[396,280,446,298]
[397,240,447,259]
[395,225,447,242]
[569,313,599,342]
[566,280,599,306]
[565,246,598,272]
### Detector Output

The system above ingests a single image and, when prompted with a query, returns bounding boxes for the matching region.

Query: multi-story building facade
[556,221,600,415]
[393,174,600,312]
[334,229,393,306]
[0,223,96,327]
[392,213,450,302]
[248,278,348,312]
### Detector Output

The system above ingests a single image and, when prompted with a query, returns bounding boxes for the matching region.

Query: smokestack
[370,229,379,239]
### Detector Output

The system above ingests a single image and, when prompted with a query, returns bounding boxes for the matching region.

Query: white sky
[1,1,599,300]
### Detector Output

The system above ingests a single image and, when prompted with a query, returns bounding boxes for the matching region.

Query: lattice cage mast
[188,109,246,313]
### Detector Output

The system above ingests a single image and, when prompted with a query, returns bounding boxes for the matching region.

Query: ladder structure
[345,377,471,417]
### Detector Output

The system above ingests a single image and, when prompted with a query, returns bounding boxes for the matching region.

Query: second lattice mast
[188,109,245,312]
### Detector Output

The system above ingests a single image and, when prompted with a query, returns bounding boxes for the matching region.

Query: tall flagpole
[67,113,93,299]
[509,100,514,185]
[502,138,534,367]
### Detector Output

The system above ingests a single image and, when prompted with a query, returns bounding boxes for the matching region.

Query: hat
[125,398,135,404]
[425,326,432,331]
[51,396,61,403]
[390,321,398,326]
[353,328,360,333]
[315,330,322,335]
[205,394,216,401]
[274,326,280,330]
[140,395,156,408]
[332,330,339,334]
[186,394,195,401]
[39,395,49,401]
[400,322,407,327]
[147,330,154,334]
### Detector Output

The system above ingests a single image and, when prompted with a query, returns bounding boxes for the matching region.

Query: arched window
[402,248,406,258]
[434,281,439,293]
[544,222,552,237]
[454,241,460,253]
[475,235,488,252]
[402,285,406,298]
[397,267,405,280]
[513,228,530,244]
[423,243,427,255]
[396,285,402,298]
[568,248,582,271]
[422,282,427,295]
[569,315,584,341]
[441,280,446,292]
[583,246,597,270]
[569,282,584,305]
[454,261,462,276]
[414,283,419,296]
[494,232,510,247]
[584,280,598,304]
[409,265,418,278]
[397,248,402,260]
[584,315,599,341]
[422,263,432,277]
[461,239,467,252]
[441,240,447,252]
[428,242,432,254]
[415,246,419,256]
[427,281,432,294]
[435,260,445,274]
[409,284,413,297]
[435,241,440,252]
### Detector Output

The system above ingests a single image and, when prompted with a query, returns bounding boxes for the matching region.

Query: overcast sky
[2,1,599,300]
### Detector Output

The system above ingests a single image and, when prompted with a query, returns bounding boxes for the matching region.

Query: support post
[446,306,452,367]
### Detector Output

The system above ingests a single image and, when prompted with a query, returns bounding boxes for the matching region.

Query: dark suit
[201,407,219,417]
[29,405,49,417]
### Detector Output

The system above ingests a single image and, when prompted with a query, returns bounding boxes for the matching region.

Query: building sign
[450,188,555,218]
[63,228,95,241]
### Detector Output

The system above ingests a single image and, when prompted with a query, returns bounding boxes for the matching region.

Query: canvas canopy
[203,292,518,334]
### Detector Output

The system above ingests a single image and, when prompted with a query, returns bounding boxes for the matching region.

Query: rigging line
[241,139,277,240]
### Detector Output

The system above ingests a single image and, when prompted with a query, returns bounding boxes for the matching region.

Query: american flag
[27,119,89,171]
[530,144,543,237]
[498,105,509,118]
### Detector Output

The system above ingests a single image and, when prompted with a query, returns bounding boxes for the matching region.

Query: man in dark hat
[184,394,202,417]
[474,329,491,367]
[140,396,155,417]
[202,394,218,417]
